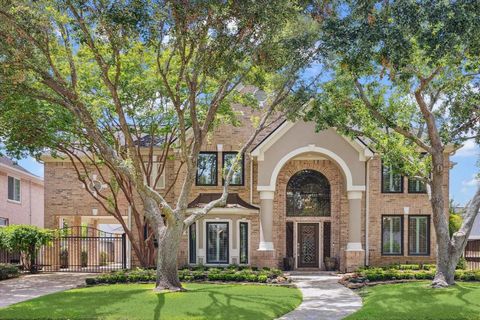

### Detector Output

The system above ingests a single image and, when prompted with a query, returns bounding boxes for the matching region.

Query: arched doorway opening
[285,170,332,269]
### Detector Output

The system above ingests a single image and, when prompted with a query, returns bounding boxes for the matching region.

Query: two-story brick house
[43,111,450,272]
[0,157,44,227]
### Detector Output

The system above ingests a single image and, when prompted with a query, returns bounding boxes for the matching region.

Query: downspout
[365,157,372,266]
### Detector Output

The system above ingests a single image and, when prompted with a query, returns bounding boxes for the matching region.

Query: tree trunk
[154,221,184,291]
[429,153,455,287]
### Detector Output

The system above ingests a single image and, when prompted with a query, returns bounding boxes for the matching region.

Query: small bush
[0,263,19,280]
[81,251,88,268]
[99,252,108,266]
[456,257,467,270]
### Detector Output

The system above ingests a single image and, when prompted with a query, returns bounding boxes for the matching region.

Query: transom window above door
[286,170,331,217]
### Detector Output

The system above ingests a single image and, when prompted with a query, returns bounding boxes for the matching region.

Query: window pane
[7,176,14,200]
[189,223,196,264]
[196,153,217,186]
[0,218,8,227]
[409,216,429,255]
[286,170,330,216]
[207,222,228,264]
[382,216,402,255]
[14,178,20,201]
[239,222,248,264]
[382,165,402,193]
[408,179,427,193]
[223,153,243,186]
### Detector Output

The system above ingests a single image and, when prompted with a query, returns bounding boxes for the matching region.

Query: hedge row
[0,263,19,280]
[86,266,286,285]
[359,268,480,282]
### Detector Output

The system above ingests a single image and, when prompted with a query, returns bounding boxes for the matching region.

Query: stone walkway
[0,272,93,308]
[278,272,362,320]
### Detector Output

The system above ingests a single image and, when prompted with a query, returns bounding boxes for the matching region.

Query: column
[346,191,363,251]
[345,191,365,272]
[258,191,274,251]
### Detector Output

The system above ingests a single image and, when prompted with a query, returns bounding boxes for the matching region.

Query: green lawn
[346,281,480,320]
[0,283,302,320]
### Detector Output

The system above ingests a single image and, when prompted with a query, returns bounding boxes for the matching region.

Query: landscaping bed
[341,263,480,289]
[86,265,289,286]
[0,263,19,281]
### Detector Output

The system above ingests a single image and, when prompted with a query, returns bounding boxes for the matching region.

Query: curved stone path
[278,272,362,320]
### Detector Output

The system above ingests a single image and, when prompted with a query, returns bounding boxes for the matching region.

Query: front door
[297,223,319,268]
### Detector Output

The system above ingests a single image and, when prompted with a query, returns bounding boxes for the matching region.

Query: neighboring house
[0,157,44,227]
[43,111,451,272]
[461,207,480,270]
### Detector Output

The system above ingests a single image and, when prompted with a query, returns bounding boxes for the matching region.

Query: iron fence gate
[1,226,127,273]
[465,239,480,270]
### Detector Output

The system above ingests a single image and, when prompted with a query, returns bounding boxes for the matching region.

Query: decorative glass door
[297,223,319,268]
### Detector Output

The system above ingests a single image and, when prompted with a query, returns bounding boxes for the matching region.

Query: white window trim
[7,175,21,204]
[236,219,251,265]
[202,218,232,266]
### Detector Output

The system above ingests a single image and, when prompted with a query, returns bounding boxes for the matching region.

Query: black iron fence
[0,226,126,273]
[465,239,480,270]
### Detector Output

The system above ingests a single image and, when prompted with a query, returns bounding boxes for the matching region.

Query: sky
[16,141,480,206]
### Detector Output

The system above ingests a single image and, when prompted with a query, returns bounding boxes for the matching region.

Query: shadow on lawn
[353,282,480,320]
[0,288,147,320]
[181,285,300,320]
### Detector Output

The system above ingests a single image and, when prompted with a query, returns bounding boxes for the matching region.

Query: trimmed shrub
[0,263,19,280]
[86,265,287,286]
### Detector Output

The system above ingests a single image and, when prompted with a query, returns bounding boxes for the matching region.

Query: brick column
[258,191,275,251]
[345,191,365,272]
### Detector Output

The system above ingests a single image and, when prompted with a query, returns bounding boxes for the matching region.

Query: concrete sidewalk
[278,272,362,320]
[0,272,93,308]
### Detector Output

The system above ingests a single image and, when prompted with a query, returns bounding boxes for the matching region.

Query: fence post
[122,233,127,270]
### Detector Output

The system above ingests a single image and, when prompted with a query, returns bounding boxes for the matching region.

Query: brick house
[42,112,451,272]
[0,157,44,227]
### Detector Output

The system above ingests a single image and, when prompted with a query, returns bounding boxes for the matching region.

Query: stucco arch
[258,145,365,192]
[253,122,369,193]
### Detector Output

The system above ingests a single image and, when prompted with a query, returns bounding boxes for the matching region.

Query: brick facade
[43,114,449,272]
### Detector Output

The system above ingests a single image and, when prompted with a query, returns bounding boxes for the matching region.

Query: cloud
[455,140,480,157]
[460,174,480,193]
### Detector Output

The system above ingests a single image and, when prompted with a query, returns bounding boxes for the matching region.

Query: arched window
[286,170,331,217]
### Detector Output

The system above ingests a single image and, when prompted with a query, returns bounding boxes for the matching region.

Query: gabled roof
[250,121,374,161]
[0,157,43,183]
[0,157,31,174]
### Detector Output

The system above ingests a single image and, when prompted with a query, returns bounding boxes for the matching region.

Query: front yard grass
[346,281,480,320]
[0,283,302,320]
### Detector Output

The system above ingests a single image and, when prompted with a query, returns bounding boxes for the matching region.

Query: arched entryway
[285,170,332,269]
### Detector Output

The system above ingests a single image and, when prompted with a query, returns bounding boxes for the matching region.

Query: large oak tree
[308,0,480,287]
[0,0,320,290]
